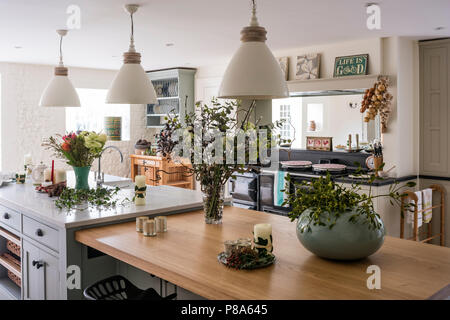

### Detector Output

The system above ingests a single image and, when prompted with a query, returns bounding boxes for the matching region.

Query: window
[272,98,302,148]
[66,88,130,141]
[279,104,291,140]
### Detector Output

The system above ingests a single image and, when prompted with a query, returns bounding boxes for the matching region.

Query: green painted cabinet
[145,68,196,128]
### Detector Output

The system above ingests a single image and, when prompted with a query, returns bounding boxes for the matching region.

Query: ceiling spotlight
[165,43,174,47]
[434,26,445,31]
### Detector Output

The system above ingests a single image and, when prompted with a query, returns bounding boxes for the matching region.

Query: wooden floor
[75,206,450,300]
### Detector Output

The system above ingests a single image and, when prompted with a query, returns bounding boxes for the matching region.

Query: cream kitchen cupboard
[420,39,450,177]
[22,240,60,300]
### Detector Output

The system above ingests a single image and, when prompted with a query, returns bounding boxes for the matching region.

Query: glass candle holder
[155,216,167,233]
[136,216,149,232]
[143,219,156,237]
[224,240,238,256]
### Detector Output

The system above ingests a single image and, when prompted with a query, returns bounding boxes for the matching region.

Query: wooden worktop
[75,207,450,300]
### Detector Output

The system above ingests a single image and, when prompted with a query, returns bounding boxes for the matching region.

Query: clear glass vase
[202,183,225,224]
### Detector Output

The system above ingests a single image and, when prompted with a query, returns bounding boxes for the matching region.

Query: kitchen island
[76,206,450,300]
[0,173,203,300]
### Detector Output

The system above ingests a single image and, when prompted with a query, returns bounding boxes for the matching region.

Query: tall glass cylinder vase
[72,166,91,190]
[202,182,225,224]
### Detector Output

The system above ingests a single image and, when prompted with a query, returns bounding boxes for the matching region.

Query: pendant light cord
[250,0,259,26]
[129,10,136,52]
[59,34,64,66]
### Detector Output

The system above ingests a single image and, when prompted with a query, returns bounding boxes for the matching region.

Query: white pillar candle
[253,223,273,253]
[54,169,67,184]
[24,154,32,166]
[134,175,147,206]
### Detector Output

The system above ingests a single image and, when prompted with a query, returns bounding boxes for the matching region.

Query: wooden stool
[400,184,445,246]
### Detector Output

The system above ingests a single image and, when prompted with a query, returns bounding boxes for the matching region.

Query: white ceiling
[0,0,449,71]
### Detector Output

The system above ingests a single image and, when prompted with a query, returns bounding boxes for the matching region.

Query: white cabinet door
[23,240,43,300]
[40,249,60,300]
[22,240,60,300]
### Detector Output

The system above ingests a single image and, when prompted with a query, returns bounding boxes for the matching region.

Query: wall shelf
[288,74,381,95]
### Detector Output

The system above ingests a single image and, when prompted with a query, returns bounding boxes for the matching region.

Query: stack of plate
[280,161,312,170]
[312,163,347,174]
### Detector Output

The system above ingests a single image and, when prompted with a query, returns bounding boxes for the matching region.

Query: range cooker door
[229,174,258,203]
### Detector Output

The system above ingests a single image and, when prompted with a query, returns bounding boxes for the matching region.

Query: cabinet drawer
[23,216,59,252]
[0,204,21,231]
[135,159,158,166]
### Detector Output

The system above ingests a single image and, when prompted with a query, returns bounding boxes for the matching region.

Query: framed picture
[295,53,321,80]
[277,57,289,81]
[306,136,333,151]
[333,54,369,77]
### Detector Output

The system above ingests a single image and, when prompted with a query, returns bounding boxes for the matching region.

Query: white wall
[380,37,419,177]
[0,62,155,177]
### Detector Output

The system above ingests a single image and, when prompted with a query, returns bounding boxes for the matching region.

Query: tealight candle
[134,175,147,206]
[224,240,238,256]
[253,223,273,253]
[155,216,167,233]
[143,219,156,237]
[136,216,149,232]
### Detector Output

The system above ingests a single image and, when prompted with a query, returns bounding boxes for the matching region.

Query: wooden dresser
[130,155,194,190]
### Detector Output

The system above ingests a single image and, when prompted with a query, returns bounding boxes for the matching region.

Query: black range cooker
[229,156,369,216]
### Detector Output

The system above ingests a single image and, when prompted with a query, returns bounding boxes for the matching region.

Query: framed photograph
[306,136,333,151]
[333,54,369,77]
[295,53,321,80]
[277,57,289,81]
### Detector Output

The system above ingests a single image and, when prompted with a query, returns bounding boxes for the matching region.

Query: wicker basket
[7,270,21,287]
[6,240,20,257]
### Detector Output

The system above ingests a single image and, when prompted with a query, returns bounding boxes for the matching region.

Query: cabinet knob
[3,213,9,220]
[32,260,44,269]
[35,229,44,237]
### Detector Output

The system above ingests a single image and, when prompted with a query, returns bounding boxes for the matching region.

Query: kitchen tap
[96,146,124,186]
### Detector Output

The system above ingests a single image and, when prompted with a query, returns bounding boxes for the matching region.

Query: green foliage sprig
[55,187,125,210]
[285,171,416,233]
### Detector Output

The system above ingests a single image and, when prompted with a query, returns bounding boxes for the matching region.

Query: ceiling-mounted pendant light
[218,0,289,100]
[39,29,80,107]
[106,4,157,104]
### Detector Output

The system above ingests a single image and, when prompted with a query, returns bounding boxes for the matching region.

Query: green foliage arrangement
[285,171,416,233]
[55,187,124,210]
[161,98,284,222]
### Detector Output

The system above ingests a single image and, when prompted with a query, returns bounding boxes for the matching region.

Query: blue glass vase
[72,166,91,190]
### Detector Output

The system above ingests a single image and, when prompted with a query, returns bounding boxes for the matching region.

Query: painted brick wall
[0,62,156,177]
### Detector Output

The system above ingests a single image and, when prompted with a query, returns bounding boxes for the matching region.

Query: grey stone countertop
[0,172,203,229]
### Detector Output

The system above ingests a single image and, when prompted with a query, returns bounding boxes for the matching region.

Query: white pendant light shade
[218,42,288,100]
[39,29,80,107]
[218,1,289,100]
[106,59,157,104]
[39,74,80,107]
[106,4,157,104]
